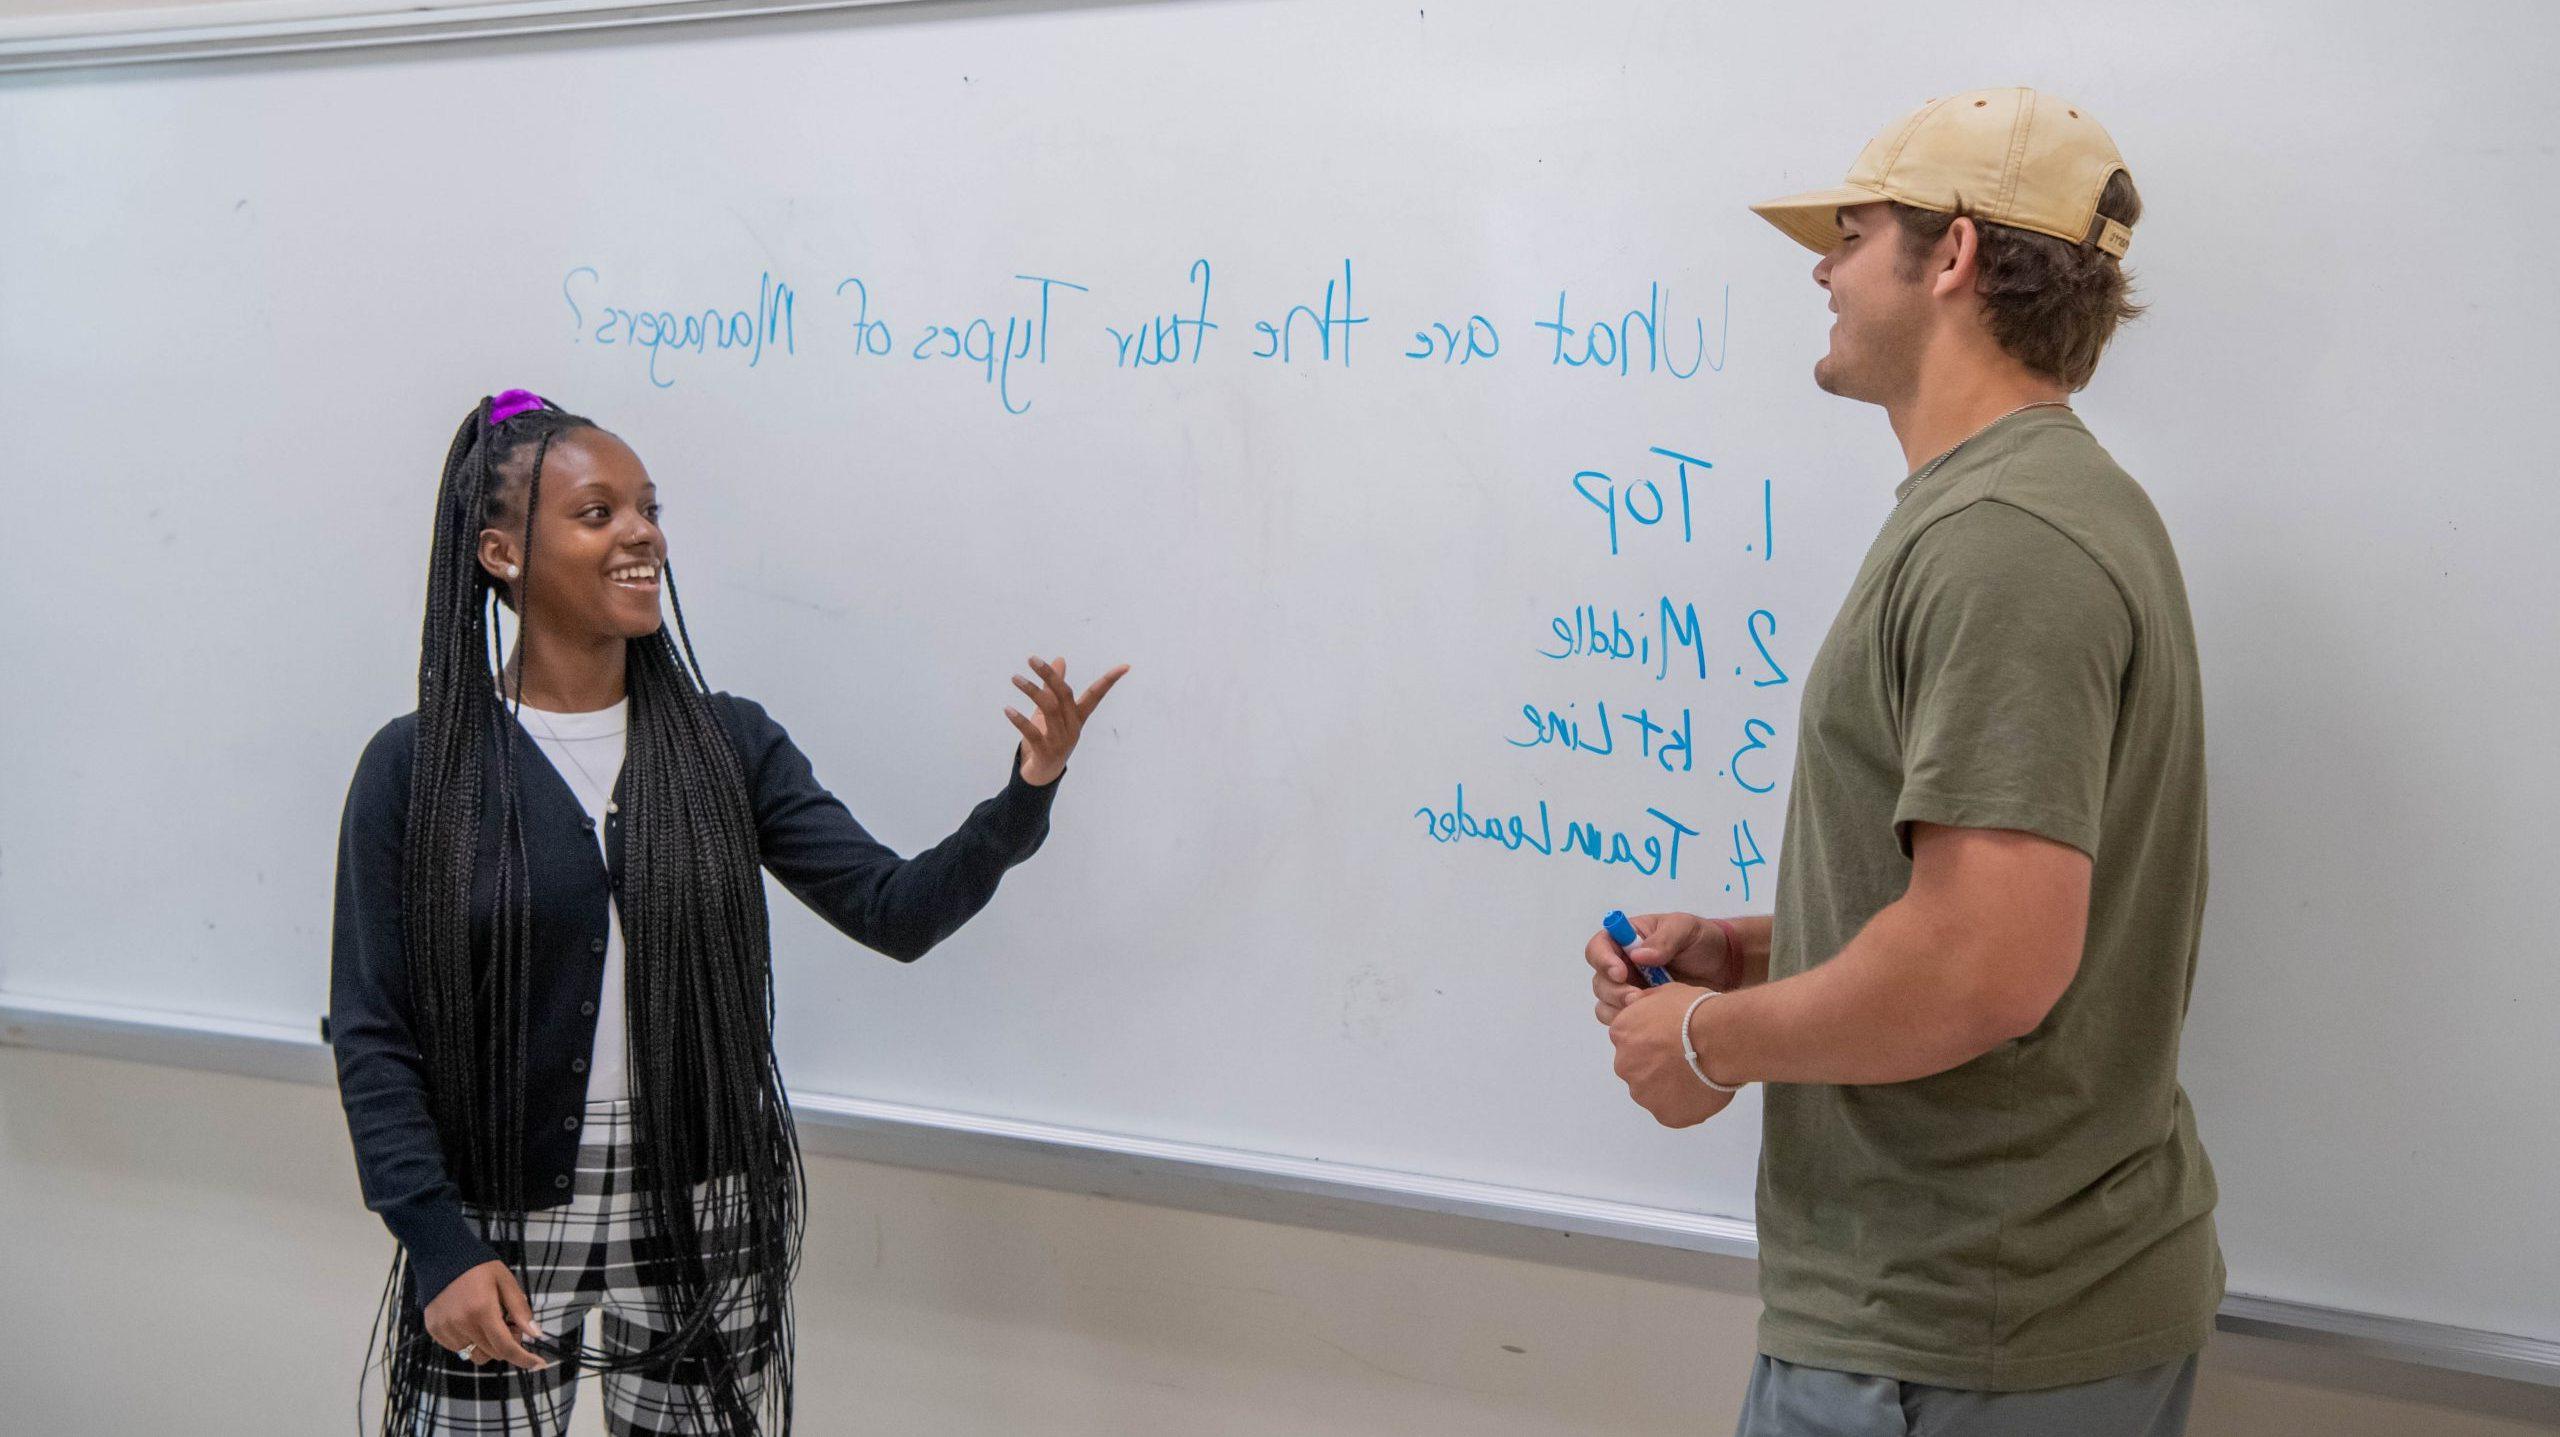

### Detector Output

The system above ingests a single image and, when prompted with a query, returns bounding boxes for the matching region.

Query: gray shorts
[1732,1351,2198,1437]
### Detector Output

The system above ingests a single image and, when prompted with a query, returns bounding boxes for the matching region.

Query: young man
[1585,89,2220,1436]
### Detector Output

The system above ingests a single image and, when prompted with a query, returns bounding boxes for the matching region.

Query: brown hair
[1892,169,2145,391]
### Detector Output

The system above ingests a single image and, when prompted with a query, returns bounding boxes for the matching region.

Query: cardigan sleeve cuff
[989,748,1061,856]
[383,1196,502,1309]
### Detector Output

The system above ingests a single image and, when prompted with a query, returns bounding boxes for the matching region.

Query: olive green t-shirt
[1757,407,2224,1391]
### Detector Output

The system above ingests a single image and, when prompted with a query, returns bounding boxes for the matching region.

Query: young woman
[330,390,1125,1434]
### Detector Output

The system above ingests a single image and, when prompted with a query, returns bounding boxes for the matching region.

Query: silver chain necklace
[521,703,625,815]
[1879,399,2072,538]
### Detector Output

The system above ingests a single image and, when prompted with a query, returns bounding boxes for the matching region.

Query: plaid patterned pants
[414,1100,770,1436]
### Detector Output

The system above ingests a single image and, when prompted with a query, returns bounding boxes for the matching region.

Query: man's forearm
[1690,900,2014,1087]
[1723,914,1775,990]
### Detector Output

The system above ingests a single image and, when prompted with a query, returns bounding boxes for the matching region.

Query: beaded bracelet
[1681,990,1744,1093]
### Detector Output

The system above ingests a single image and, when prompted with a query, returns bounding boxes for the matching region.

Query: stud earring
[505,565,520,578]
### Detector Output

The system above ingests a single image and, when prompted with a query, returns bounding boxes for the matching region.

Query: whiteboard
[3,0,2554,1355]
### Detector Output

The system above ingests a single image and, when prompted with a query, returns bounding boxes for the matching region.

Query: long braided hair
[368,395,804,1433]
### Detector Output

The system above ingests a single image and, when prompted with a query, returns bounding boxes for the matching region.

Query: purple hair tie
[487,389,546,425]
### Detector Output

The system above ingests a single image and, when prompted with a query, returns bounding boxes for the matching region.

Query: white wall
[4,1046,2554,1436]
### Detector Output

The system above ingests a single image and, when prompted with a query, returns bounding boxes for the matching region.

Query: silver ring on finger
[457,1343,479,1362]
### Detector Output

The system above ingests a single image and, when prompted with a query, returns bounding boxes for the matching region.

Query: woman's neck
[500,631,628,712]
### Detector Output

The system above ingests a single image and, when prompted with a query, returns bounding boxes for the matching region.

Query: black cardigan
[328,692,1056,1305]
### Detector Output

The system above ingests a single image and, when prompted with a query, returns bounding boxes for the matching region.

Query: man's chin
[1813,349,1875,401]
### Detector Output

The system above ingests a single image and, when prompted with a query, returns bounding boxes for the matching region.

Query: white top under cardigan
[515,698,629,1105]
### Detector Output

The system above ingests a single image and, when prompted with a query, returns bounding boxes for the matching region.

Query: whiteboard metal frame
[0,0,912,70]
[6,992,2554,1389]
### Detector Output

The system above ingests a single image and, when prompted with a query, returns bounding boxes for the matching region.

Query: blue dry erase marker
[1604,910,1672,988]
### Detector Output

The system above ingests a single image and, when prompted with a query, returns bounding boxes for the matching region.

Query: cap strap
[2097,217,2133,258]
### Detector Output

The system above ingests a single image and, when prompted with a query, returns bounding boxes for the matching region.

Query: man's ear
[1931,216,1981,300]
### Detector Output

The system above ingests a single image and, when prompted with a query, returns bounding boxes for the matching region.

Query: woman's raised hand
[1007,656,1129,786]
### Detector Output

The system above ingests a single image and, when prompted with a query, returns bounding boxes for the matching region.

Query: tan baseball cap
[1753,87,2133,259]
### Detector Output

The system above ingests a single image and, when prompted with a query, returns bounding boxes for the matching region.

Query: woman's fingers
[1074,664,1131,719]
[1018,672,1071,729]
[1029,656,1074,708]
[472,1301,545,1371]
[1012,684,1066,757]
[435,1311,486,1360]
[1029,658,1079,732]
[496,1267,544,1343]
[1011,658,1129,764]
[444,1309,495,1366]
[1010,674,1055,719]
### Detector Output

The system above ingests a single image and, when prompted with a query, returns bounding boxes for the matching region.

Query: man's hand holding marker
[1588,909,1761,1128]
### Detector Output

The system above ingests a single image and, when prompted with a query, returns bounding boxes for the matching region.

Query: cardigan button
[563,1116,581,1132]
[553,1174,571,1191]
[580,816,596,831]
[579,1000,597,1017]
[589,938,606,955]
[570,1057,587,1074]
